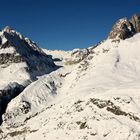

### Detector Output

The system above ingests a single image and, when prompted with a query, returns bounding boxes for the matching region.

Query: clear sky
[1,0,140,50]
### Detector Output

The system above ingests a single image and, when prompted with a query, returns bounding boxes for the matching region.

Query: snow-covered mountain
[0,26,56,124]
[1,14,140,140]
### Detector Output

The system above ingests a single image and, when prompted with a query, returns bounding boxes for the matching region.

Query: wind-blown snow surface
[1,34,140,139]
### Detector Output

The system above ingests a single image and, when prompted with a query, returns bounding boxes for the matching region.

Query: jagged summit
[3,26,13,33]
[0,26,57,124]
[108,14,140,40]
[0,26,56,77]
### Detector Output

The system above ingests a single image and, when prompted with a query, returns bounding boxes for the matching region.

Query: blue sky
[1,0,140,50]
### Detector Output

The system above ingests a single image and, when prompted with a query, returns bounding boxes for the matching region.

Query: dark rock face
[131,14,140,32]
[0,83,26,124]
[108,14,140,40]
[0,53,23,65]
[0,27,57,77]
[3,100,31,124]
[0,27,58,125]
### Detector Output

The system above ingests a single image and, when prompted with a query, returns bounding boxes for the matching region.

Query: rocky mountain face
[0,26,57,124]
[0,26,56,76]
[108,14,140,40]
[131,14,140,32]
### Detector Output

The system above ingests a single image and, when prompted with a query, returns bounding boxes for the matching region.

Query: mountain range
[0,14,140,140]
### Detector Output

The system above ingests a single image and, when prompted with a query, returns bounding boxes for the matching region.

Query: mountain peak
[3,26,13,33]
[132,14,140,19]
[108,14,140,40]
[0,27,56,78]
[0,26,58,125]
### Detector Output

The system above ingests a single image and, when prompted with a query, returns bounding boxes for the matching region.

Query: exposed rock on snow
[108,18,135,40]
[65,48,90,65]
[0,27,56,76]
[131,14,140,32]
[108,14,140,40]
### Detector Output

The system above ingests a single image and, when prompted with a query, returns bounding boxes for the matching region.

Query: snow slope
[1,33,140,139]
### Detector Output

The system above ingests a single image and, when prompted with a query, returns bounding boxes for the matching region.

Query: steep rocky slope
[0,26,56,124]
[108,14,140,40]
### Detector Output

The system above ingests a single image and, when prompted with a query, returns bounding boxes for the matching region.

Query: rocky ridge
[0,26,57,124]
[108,14,140,40]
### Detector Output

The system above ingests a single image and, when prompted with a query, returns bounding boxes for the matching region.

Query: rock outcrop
[131,14,140,32]
[108,14,140,40]
[0,82,26,124]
